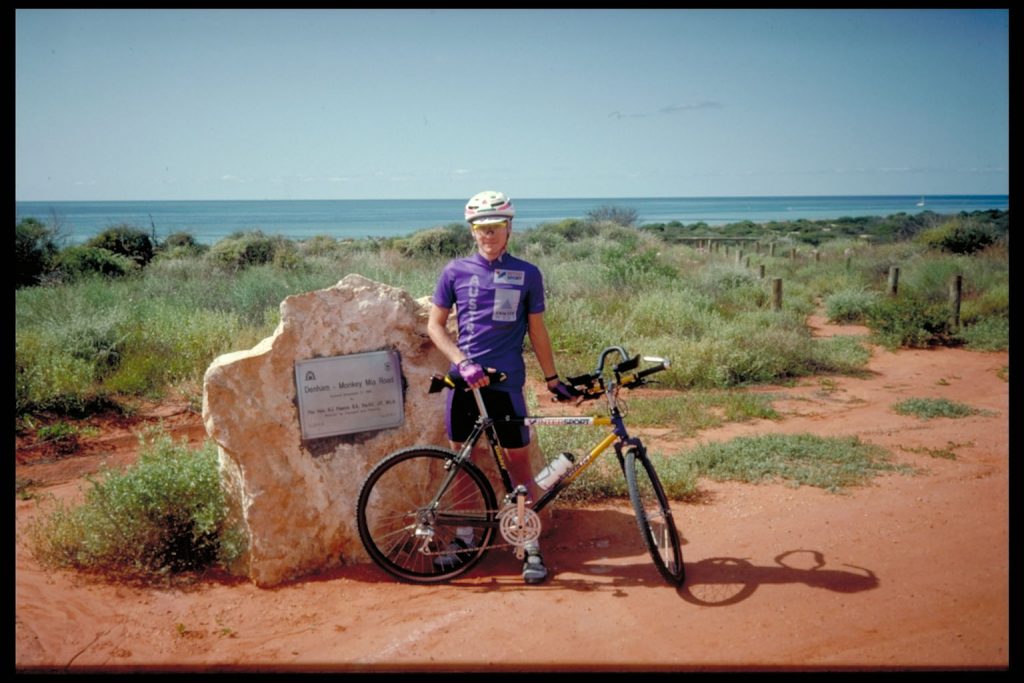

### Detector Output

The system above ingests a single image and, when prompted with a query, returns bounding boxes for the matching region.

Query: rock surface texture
[203,274,457,586]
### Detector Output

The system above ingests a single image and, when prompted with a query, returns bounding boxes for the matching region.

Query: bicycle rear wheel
[356,446,497,583]
[624,445,685,586]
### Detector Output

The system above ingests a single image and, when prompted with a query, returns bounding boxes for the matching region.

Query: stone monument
[202,274,545,587]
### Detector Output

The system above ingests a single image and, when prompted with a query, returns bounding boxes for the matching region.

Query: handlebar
[565,350,671,401]
[428,347,670,403]
[428,367,507,394]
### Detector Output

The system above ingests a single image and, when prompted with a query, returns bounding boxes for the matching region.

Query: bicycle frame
[447,346,658,514]
[459,395,637,513]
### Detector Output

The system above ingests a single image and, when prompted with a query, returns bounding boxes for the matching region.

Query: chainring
[496,505,542,547]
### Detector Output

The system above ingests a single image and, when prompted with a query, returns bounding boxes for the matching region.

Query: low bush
[51,246,139,282]
[85,224,155,267]
[865,296,954,349]
[25,429,245,581]
[915,217,998,255]
[958,317,1008,351]
[586,205,639,227]
[16,217,61,288]
[206,230,295,270]
[15,330,103,414]
[680,433,909,493]
[157,231,208,259]
[824,287,879,324]
[396,223,474,258]
[892,397,981,419]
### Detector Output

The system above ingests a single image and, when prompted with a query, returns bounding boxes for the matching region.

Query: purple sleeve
[432,263,455,309]
[527,266,546,314]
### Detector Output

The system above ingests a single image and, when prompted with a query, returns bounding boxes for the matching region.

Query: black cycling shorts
[446,386,530,448]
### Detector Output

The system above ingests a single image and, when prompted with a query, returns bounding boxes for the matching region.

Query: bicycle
[356,346,685,586]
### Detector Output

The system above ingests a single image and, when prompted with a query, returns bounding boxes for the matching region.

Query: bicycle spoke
[357,447,497,583]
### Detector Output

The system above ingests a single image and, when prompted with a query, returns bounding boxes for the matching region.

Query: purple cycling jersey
[432,251,546,389]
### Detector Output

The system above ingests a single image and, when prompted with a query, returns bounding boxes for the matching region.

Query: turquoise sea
[15,195,1009,246]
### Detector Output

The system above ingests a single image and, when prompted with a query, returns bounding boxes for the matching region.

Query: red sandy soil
[15,316,1009,672]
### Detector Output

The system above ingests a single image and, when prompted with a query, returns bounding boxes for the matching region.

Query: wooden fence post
[949,274,963,331]
[758,264,766,279]
[887,266,900,296]
[772,278,783,311]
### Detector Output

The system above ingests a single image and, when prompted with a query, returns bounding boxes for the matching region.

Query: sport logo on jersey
[493,269,525,286]
[493,289,520,322]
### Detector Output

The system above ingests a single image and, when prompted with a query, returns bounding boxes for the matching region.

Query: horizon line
[16,193,1010,204]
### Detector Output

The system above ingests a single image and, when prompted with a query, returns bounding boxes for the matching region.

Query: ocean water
[15,195,1009,246]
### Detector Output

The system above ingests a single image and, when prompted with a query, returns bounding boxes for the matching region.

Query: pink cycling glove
[458,360,486,386]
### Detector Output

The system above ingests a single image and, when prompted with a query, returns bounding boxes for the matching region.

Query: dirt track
[15,318,1009,672]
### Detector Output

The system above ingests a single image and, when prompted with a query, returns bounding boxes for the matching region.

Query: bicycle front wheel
[356,446,497,583]
[624,445,685,586]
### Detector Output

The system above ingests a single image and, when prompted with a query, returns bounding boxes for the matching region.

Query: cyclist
[427,190,574,584]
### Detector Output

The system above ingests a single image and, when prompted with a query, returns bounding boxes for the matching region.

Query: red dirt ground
[15,316,1009,672]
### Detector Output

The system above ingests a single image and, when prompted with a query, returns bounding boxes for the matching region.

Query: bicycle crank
[497,504,542,559]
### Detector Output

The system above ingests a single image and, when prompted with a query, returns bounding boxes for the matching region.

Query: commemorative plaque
[294,350,404,439]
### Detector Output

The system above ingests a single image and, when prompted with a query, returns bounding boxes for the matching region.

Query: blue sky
[15,8,1008,201]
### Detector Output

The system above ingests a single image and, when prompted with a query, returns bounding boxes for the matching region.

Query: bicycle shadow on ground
[460,508,880,604]
[676,550,879,606]
[325,506,878,604]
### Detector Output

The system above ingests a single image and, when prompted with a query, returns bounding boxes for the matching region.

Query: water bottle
[534,452,576,491]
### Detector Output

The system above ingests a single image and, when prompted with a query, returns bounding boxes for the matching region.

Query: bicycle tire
[624,445,685,586]
[356,446,498,583]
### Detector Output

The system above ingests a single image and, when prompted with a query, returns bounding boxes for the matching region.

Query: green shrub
[26,429,245,580]
[206,230,288,270]
[396,223,474,258]
[916,217,997,255]
[163,231,200,249]
[539,218,601,243]
[682,433,908,492]
[15,329,104,414]
[298,234,344,258]
[586,204,639,227]
[959,317,1008,351]
[892,397,981,419]
[824,288,879,323]
[807,334,873,374]
[865,296,953,348]
[960,282,1009,325]
[697,262,759,297]
[85,224,155,267]
[103,303,248,396]
[625,390,779,437]
[157,231,207,259]
[600,244,676,287]
[52,246,139,282]
[621,289,718,339]
[16,217,60,288]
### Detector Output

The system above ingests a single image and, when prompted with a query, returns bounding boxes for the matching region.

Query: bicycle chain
[409,505,543,555]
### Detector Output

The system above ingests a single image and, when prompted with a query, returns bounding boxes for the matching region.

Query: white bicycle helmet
[465,190,515,225]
